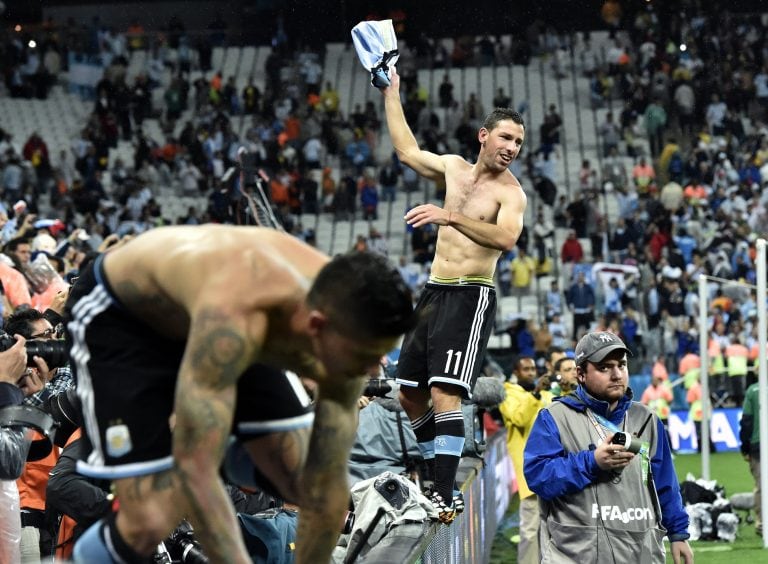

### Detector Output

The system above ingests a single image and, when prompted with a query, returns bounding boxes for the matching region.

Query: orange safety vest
[17,431,59,513]
[54,428,82,561]
[725,343,749,377]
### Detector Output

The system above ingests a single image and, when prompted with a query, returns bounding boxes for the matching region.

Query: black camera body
[0,334,69,368]
[610,431,643,454]
[363,378,393,398]
[156,520,209,564]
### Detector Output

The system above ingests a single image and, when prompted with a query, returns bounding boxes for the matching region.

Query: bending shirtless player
[66,225,415,563]
[382,68,526,523]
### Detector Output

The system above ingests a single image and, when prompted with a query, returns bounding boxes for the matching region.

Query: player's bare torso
[101,225,328,373]
[431,156,523,279]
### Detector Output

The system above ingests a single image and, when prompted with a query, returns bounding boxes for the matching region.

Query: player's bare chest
[447,179,500,221]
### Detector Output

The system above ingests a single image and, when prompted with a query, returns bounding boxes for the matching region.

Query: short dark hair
[553,356,574,373]
[546,345,565,361]
[482,108,525,132]
[6,308,46,339]
[5,237,30,254]
[512,354,536,372]
[308,252,415,339]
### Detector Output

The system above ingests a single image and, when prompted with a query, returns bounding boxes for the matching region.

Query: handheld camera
[610,431,642,455]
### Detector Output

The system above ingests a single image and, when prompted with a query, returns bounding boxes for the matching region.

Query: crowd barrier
[361,430,514,563]
[361,405,745,561]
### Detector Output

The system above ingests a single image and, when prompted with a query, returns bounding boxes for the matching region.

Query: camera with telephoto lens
[610,431,642,454]
[155,520,208,564]
[0,334,69,368]
[363,378,393,398]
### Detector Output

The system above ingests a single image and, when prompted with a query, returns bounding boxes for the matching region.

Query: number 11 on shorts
[444,349,463,375]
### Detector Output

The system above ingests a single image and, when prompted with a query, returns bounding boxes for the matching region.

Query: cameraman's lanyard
[585,409,623,443]
[586,409,651,485]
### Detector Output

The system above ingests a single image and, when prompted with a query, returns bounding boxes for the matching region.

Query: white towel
[351,19,400,88]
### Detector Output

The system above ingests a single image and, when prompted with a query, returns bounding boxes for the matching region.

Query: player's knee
[399,385,429,406]
[430,383,464,409]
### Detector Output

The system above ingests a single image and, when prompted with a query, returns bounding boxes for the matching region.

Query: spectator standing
[3,154,24,201]
[320,167,336,212]
[673,80,695,140]
[438,74,454,108]
[510,248,536,309]
[546,281,564,321]
[401,164,419,193]
[598,111,621,157]
[560,230,584,265]
[578,159,598,193]
[644,98,667,158]
[640,371,673,435]
[499,356,552,564]
[725,337,750,406]
[603,276,624,322]
[359,175,379,221]
[345,131,372,174]
[567,272,596,340]
[319,81,340,116]
[378,156,400,203]
[493,87,512,109]
[242,78,261,114]
[602,147,628,193]
[705,94,727,136]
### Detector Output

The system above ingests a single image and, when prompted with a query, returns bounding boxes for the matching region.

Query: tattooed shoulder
[188,309,249,389]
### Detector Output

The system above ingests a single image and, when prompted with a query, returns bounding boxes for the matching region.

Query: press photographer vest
[539,401,667,564]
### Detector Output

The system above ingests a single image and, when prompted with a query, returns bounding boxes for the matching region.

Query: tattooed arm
[172,307,262,564]
[295,375,365,563]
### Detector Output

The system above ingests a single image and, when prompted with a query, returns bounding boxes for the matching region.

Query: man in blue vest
[524,331,693,563]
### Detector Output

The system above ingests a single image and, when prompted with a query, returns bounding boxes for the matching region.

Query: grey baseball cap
[574,332,631,364]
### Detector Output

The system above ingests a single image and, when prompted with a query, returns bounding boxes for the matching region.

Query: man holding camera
[498,355,552,564]
[0,337,31,477]
[524,331,693,564]
[0,336,34,563]
[6,308,72,562]
[551,356,578,396]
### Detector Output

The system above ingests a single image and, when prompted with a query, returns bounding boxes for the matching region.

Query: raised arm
[172,306,262,564]
[295,375,366,563]
[381,68,446,180]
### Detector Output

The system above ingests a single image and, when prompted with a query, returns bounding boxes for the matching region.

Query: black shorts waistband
[425,281,496,291]
[428,274,495,287]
